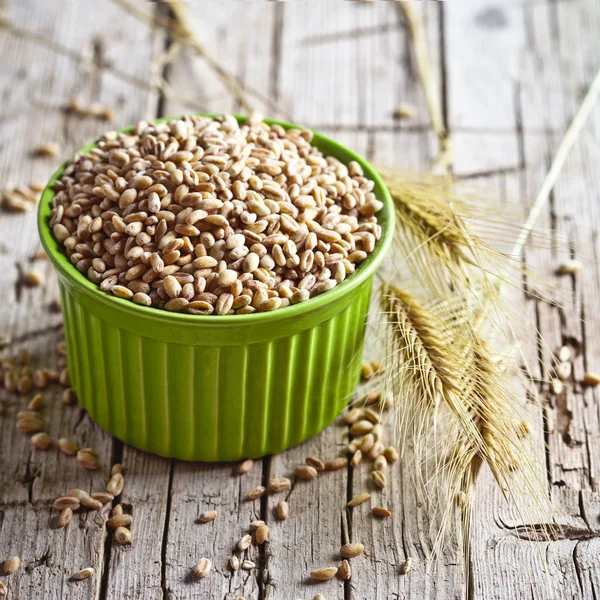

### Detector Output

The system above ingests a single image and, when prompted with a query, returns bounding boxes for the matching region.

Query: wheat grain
[348,493,371,508]
[400,557,412,574]
[325,457,348,471]
[556,260,582,275]
[31,432,52,450]
[295,465,318,480]
[255,524,268,545]
[199,510,217,523]
[247,486,266,500]
[72,567,94,581]
[311,567,338,581]
[340,543,364,558]
[58,438,78,455]
[583,372,600,386]
[77,448,100,470]
[51,116,382,315]
[107,473,124,496]
[3,557,20,575]
[115,526,132,545]
[275,500,289,520]
[268,477,291,493]
[107,514,133,529]
[339,559,351,580]
[372,506,391,518]
[236,459,254,475]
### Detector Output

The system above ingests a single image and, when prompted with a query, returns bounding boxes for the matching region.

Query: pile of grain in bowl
[49,114,383,315]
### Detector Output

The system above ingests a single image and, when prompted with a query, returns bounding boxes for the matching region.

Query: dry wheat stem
[0,18,188,106]
[110,0,291,119]
[163,0,253,113]
[511,66,600,259]
[395,1,451,174]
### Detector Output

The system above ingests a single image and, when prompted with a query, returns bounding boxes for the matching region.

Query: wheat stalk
[395,1,451,174]
[382,285,553,552]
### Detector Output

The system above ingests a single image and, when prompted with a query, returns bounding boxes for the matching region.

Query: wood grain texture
[1,0,599,598]
[0,0,165,598]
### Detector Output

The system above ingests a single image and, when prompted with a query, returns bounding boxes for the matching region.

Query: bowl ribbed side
[60,276,372,461]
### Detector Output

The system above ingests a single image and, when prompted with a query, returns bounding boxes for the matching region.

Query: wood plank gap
[258,455,272,600]
[342,509,352,600]
[97,437,122,600]
[160,459,175,600]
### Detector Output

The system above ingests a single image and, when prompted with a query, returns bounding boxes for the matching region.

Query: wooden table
[1,1,599,598]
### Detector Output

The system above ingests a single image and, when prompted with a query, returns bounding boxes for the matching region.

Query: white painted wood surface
[0,1,599,598]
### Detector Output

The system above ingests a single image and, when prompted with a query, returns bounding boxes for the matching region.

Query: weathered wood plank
[265,425,348,600]
[0,1,165,598]
[164,462,264,600]
[446,0,600,597]
[159,4,280,600]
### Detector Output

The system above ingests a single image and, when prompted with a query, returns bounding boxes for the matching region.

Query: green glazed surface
[38,115,394,461]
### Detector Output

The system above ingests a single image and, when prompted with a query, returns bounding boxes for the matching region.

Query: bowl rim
[38,114,394,326]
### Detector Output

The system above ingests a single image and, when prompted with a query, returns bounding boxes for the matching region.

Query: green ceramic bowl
[38,116,394,461]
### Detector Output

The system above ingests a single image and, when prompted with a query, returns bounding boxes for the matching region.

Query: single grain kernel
[551,378,564,395]
[383,446,399,463]
[72,567,94,581]
[325,457,348,471]
[255,524,269,545]
[236,458,254,475]
[340,543,364,558]
[57,507,73,528]
[372,506,392,518]
[3,556,21,575]
[556,260,582,275]
[31,432,52,450]
[339,559,351,580]
[58,438,78,455]
[350,450,362,468]
[199,510,217,524]
[373,455,388,471]
[237,534,252,551]
[372,470,386,489]
[54,496,80,511]
[295,465,318,480]
[311,567,338,581]
[91,492,114,505]
[349,420,373,436]
[77,448,100,470]
[28,393,43,411]
[107,473,124,496]
[556,361,572,381]
[114,526,132,545]
[247,486,266,500]
[401,557,412,574]
[275,500,289,520]
[268,477,291,493]
[23,270,45,287]
[348,493,371,508]
[583,372,600,386]
[306,457,325,471]
[344,407,363,424]
[361,362,375,380]
[107,514,133,530]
